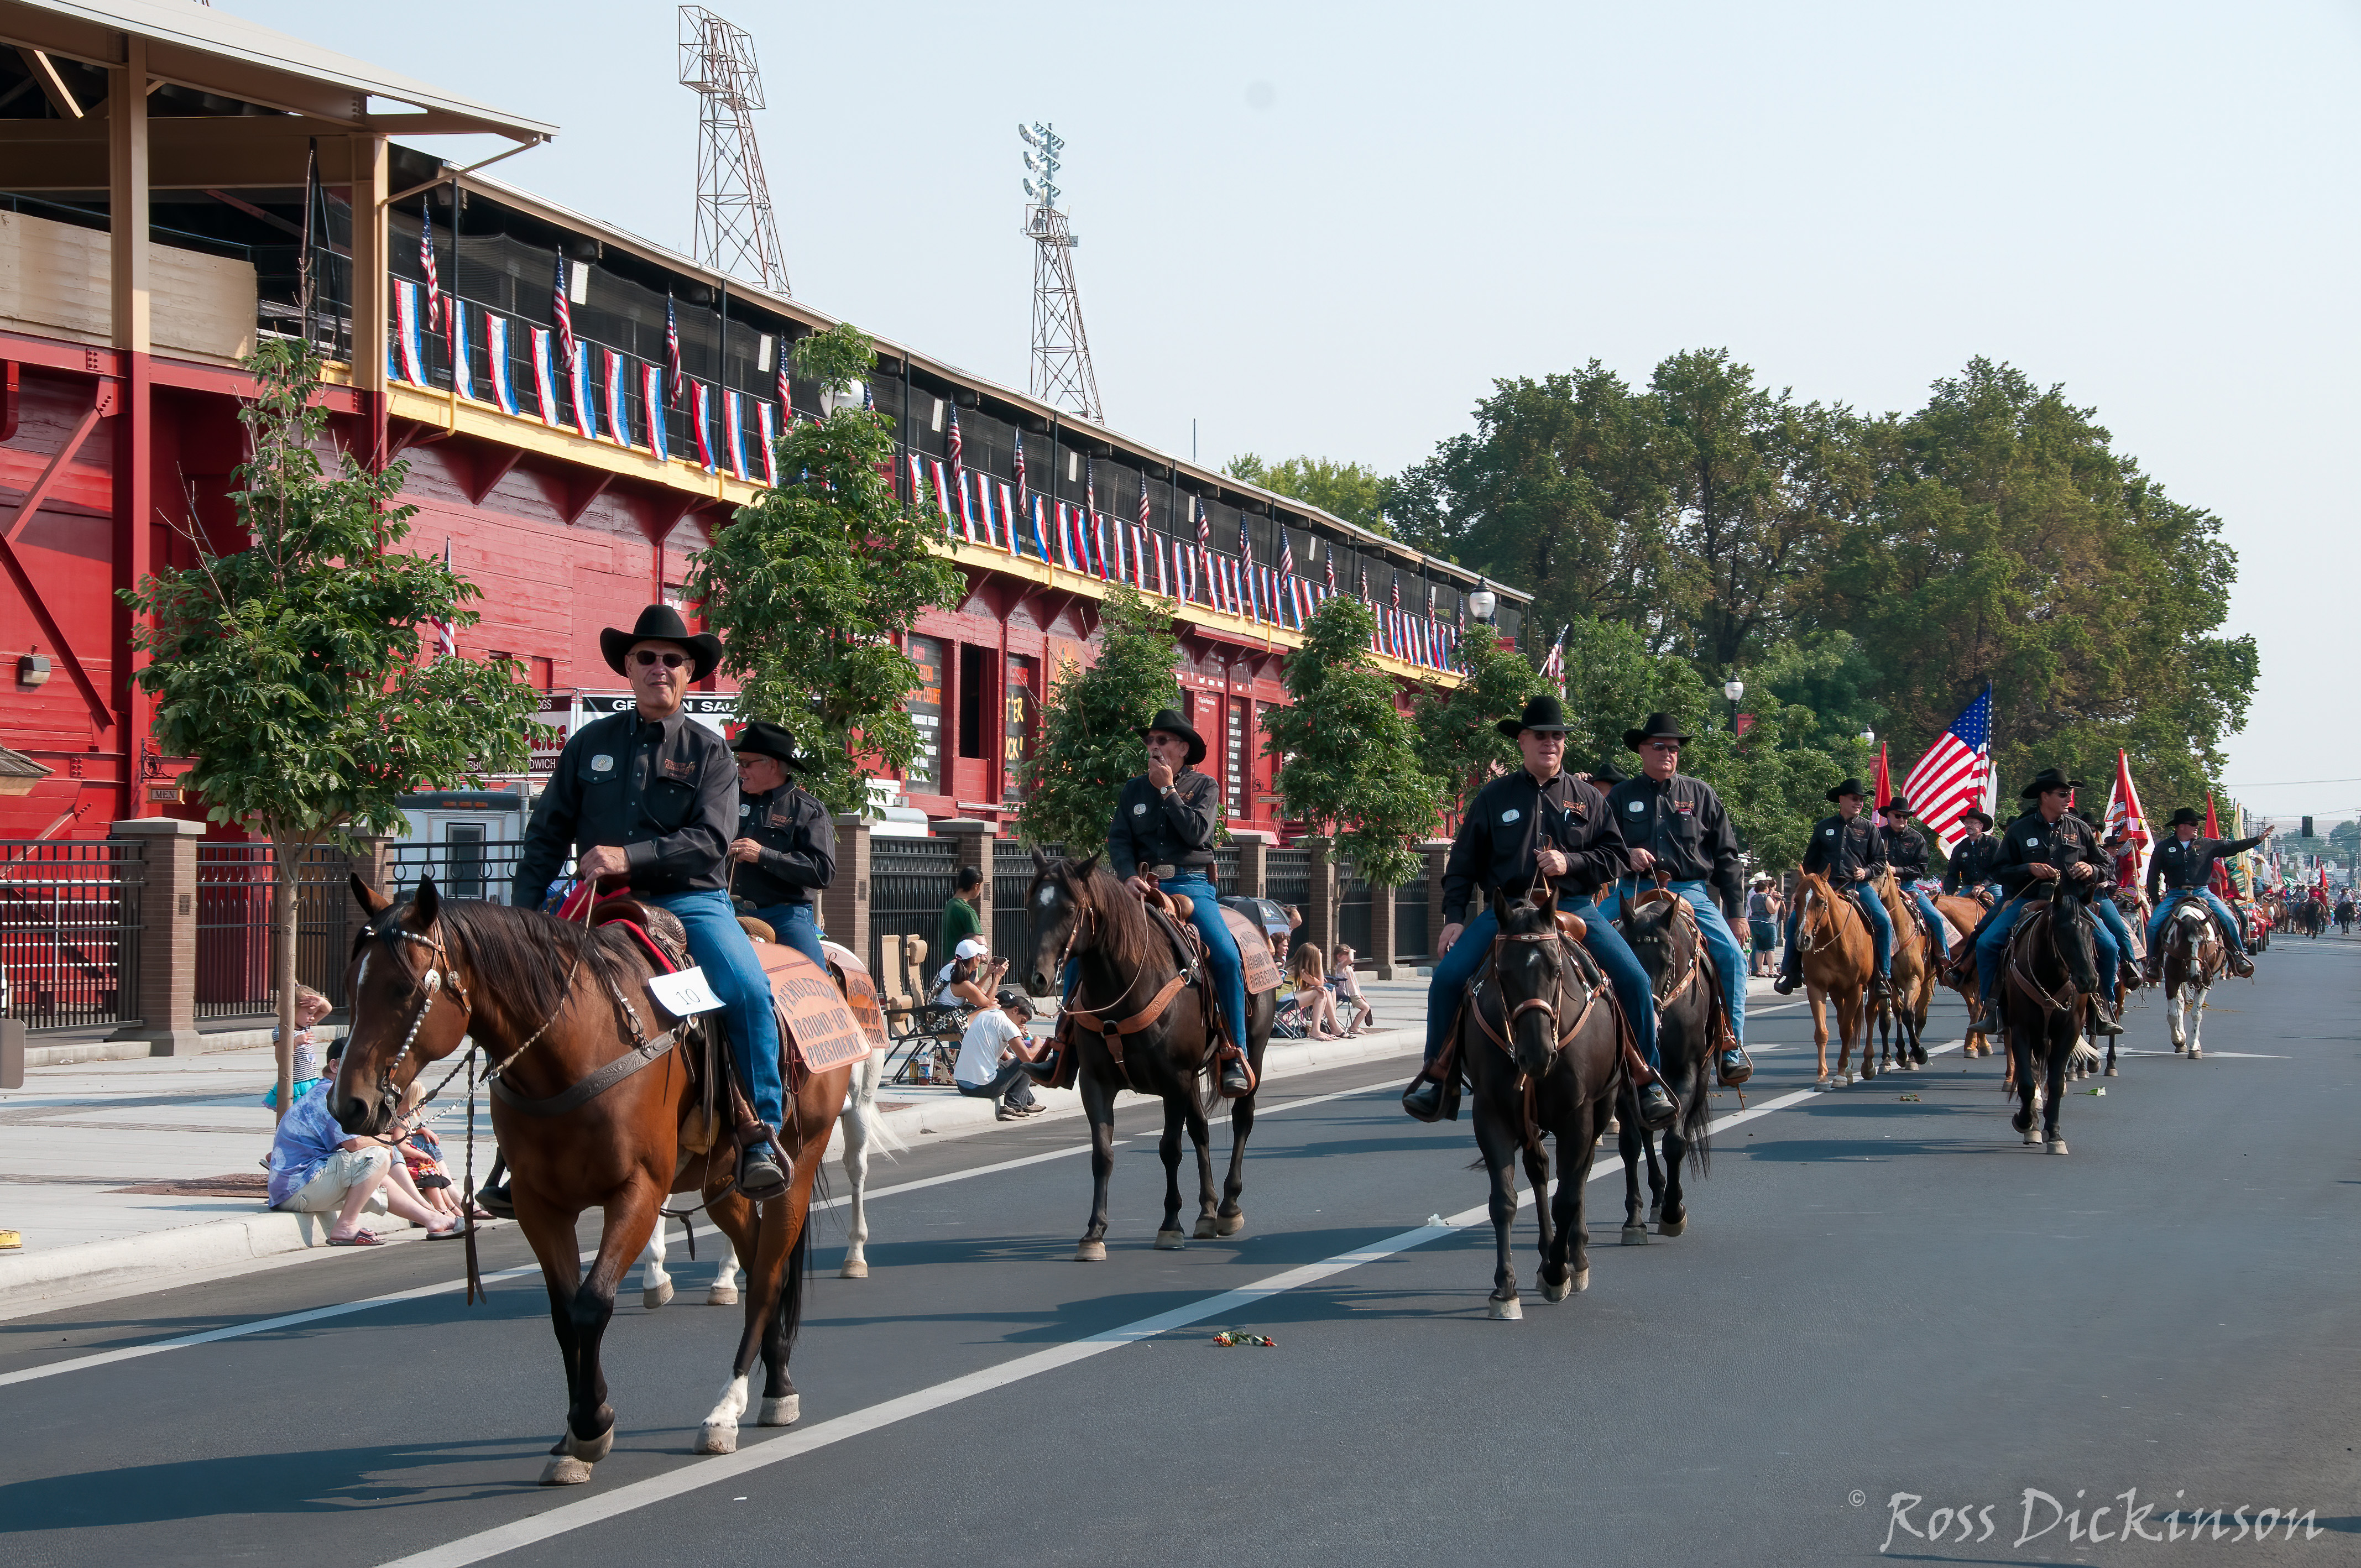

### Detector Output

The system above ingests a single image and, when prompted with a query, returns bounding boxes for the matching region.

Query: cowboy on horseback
[1878,796,1949,963]
[511,604,791,1202]
[726,719,835,973]
[1772,778,1895,1002]
[1974,767,2124,1037]
[1403,694,1677,1131]
[1941,808,1999,903]
[1592,711,1752,1088]
[1087,707,1253,1099]
[2142,807,2268,981]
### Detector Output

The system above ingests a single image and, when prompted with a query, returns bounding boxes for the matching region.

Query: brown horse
[1793,871,1877,1086]
[331,877,850,1486]
[2155,891,2228,1059]
[1932,891,1997,1058]
[1867,869,1933,1075]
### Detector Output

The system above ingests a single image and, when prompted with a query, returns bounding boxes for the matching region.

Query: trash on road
[1898,1094,1921,1102]
[1212,1330,1276,1347]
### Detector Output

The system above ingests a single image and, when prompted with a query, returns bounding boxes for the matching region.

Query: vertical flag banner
[928,458,954,535]
[906,452,925,508]
[664,296,683,408]
[1134,523,1150,590]
[2102,749,2152,891]
[1193,498,1212,605]
[568,352,598,442]
[1871,743,1893,828]
[1094,510,1110,582]
[391,279,428,387]
[1031,494,1052,563]
[1054,503,1078,571]
[640,363,670,459]
[723,391,751,480]
[530,327,561,428]
[947,406,966,514]
[603,349,630,447]
[447,300,475,401]
[998,482,1021,560]
[420,202,443,331]
[1111,514,1129,583]
[551,252,576,370]
[776,355,791,421]
[487,315,519,416]
[957,471,980,544]
[1540,626,1568,697]
[1013,432,1028,520]
[690,380,717,471]
[1155,532,1171,597]
[2203,797,2233,898]
[756,400,780,485]
[1901,683,1995,851]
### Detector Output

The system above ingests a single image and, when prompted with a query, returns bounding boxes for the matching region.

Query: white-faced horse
[2155,893,2228,1059]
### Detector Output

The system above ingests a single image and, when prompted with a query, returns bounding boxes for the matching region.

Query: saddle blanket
[757,942,872,1072]
[1221,907,1284,995]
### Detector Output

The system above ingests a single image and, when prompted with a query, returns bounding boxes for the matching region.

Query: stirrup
[1402,1074,1446,1123]
[1716,1046,1753,1087]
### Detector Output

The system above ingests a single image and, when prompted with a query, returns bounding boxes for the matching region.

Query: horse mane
[424,900,641,1033]
[1062,859,1164,973]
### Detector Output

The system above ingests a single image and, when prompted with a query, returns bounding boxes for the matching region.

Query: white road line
[377,1048,1962,1568]
[0,1078,1406,1388]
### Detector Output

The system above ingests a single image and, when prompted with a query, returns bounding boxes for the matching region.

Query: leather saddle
[587,896,692,971]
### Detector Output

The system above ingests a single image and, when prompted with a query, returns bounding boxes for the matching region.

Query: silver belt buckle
[1150,863,1177,880]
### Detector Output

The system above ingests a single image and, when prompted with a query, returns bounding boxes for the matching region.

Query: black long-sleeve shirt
[1106,767,1220,881]
[1801,813,1885,881]
[513,710,737,907]
[1882,822,1931,882]
[1442,767,1627,925]
[1942,833,2001,894]
[732,783,835,908]
[1601,772,1744,918]
[1990,807,2104,899]
[2147,833,2264,898]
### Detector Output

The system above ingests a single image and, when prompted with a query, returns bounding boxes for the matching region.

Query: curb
[25,1024,347,1072]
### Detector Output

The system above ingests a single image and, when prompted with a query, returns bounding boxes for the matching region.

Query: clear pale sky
[224,0,2361,820]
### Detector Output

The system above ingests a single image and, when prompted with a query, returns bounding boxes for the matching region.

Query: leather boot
[2087,997,2125,1037]
[1637,1081,1678,1130]
[2228,950,2254,978]
[1770,971,1799,996]
[1402,1074,1446,1122]
[737,1138,790,1203]
[1219,1053,1254,1097]
[1717,1046,1753,1086]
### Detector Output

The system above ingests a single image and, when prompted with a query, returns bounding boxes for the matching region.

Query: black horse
[1998,890,2101,1156]
[1460,886,1626,1320]
[1613,884,1716,1243]
[1023,851,1274,1258]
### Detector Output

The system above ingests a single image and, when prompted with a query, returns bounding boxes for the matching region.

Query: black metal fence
[386,839,529,906]
[1266,848,1310,911]
[195,845,357,1019]
[1396,882,1430,960]
[1338,865,1372,960]
[870,837,959,979]
[1211,846,1239,896]
[0,840,144,1032]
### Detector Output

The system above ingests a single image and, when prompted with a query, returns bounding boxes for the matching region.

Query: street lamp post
[1724,678,1744,738]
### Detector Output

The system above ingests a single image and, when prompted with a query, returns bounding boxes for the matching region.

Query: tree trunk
[271,837,299,1123]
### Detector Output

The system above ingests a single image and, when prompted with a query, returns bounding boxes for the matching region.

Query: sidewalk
[0,978,1433,1315]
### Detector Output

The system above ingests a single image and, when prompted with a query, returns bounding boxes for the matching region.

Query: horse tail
[778,1215,812,1349]
[1681,1057,1711,1177]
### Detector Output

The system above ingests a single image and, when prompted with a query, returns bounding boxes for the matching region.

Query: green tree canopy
[1017,584,1187,858]
[1410,625,1547,811]
[684,323,962,818]
[1224,453,1392,537]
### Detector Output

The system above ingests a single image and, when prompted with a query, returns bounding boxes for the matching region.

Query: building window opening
[958,644,989,760]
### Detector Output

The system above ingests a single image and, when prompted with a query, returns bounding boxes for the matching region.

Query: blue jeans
[955,1060,1036,1108]
[2147,889,2243,954]
[1061,872,1248,1050]
[1594,879,1746,1045]
[1976,894,2122,1006]
[1782,882,1892,979]
[655,887,784,1130]
[1423,896,1658,1074]
[749,901,827,971]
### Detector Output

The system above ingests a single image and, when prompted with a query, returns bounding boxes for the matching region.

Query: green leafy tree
[1411,625,1546,814]
[1263,594,1442,946]
[685,324,962,818]
[1224,453,1392,536]
[1017,584,1186,858]
[122,339,542,1115]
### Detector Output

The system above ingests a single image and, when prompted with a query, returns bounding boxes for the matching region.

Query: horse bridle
[361,911,476,1106]
[1477,923,1604,1054]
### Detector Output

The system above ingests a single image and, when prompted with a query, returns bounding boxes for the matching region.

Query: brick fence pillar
[346,835,396,897]
[1372,871,1402,980]
[1423,839,1454,959]
[1230,829,1271,898]
[107,817,203,1056]
[822,815,872,971]
[1299,835,1338,963]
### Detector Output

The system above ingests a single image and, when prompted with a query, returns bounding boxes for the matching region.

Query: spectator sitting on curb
[262,985,334,1111]
[267,1059,462,1247]
[1288,943,1351,1040]
[1328,944,1377,1033]
[954,989,1051,1120]
[394,1080,489,1222]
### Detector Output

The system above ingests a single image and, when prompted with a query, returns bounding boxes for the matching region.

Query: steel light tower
[680,6,789,294]
[1019,122,1103,422]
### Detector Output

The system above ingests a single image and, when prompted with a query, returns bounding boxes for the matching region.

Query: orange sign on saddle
[755,942,871,1072]
[1221,907,1284,996]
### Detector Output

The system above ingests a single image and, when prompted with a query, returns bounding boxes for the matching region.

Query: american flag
[1392,572,1402,612]
[429,539,456,660]
[1539,625,1568,697]
[1238,518,1255,619]
[947,404,965,493]
[420,201,442,331]
[775,353,790,420]
[1324,545,1336,594]
[664,296,683,408]
[2102,748,2151,891]
[1012,431,1028,519]
[551,252,576,370]
[1278,528,1297,626]
[1194,496,1211,603]
[1900,683,1995,851]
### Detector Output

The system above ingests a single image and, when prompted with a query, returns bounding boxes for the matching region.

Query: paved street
[2,945,2354,1566]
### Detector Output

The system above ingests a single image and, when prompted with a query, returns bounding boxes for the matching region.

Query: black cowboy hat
[1959,807,1994,829]
[2019,766,2087,799]
[1884,796,1914,817]
[1138,707,1208,766]
[1496,693,1571,741]
[2166,806,2205,828]
[1825,777,1867,803]
[730,719,809,772]
[1622,710,1694,750]
[601,604,723,683]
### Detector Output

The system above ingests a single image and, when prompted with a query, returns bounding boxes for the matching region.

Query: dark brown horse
[331,876,851,1485]
[1611,880,1715,1243]
[1932,891,1997,1058]
[1997,891,2100,1156]
[1022,852,1274,1258]
[1460,886,1626,1320]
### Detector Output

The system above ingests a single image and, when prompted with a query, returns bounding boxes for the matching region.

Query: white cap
[955,937,989,960]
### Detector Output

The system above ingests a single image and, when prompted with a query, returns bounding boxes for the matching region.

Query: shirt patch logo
[591,754,615,773]
[739,804,751,817]
[1500,808,1521,824]
[657,757,697,783]
[1824,828,1836,837]
[2026,837,2040,846]
[1134,802,1148,816]
[1627,799,1645,813]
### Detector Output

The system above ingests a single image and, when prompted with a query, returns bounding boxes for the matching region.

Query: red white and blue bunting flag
[928,458,953,534]
[448,301,477,401]
[723,392,751,481]
[1176,541,1194,603]
[1155,532,1171,597]
[531,327,562,428]
[1030,494,1051,563]
[391,279,428,387]
[1135,524,1151,592]
[641,363,670,459]
[1220,556,1240,617]
[690,380,717,471]
[947,406,965,509]
[487,315,519,416]
[1092,511,1110,581]
[1263,566,1281,626]
[906,453,924,508]
[1292,575,1311,626]
[603,350,630,447]
[776,355,790,420]
[1110,515,1127,583]
[957,469,980,544]
[757,400,779,486]
[568,352,597,441]
[998,482,1021,560]
[1054,503,1078,571]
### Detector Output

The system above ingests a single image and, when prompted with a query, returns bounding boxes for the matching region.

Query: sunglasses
[1646,741,1680,752]
[631,650,688,670]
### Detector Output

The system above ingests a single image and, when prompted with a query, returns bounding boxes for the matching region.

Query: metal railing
[1266,848,1311,910]
[870,837,959,981]
[1396,882,1430,960]
[1210,845,1239,897]
[385,839,527,905]
[1338,866,1373,960]
[0,840,144,1032]
[195,845,356,1018]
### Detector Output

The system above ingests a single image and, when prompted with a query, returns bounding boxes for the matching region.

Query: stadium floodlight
[1022,178,1041,200]
[1018,122,1040,146]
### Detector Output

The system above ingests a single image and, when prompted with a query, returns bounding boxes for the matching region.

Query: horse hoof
[1572,1267,1590,1294]
[566,1423,615,1465]
[694,1421,739,1455]
[2103,1065,2118,1078]
[1215,1211,1245,1237]
[2173,1043,2186,1054]
[839,1258,869,1280]
[643,1278,675,1311]
[2047,1138,2069,1156]
[2023,1131,2040,1146]
[538,1456,594,1486]
[1912,1046,1929,1067]
[1541,1274,1572,1303]
[1658,1217,1686,1238]
[1487,1296,1523,1321]
[2188,1049,2203,1061]
[757,1395,800,1427]
[1155,1229,1188,1251]
[1814,1076,1832,1090]
[1075,1240,1108,1262]
[707,1284,739,1306]
[1621,1225,1649,1246]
